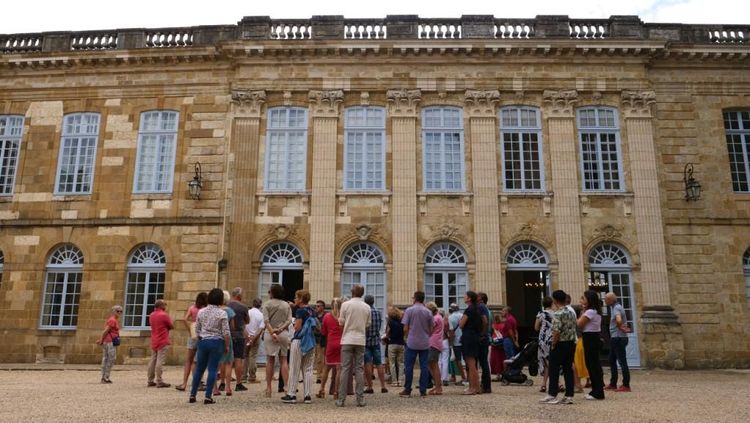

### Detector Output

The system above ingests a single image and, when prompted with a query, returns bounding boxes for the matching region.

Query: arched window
[577,107,623,192]
[500,107,544,192]
[133,110,179,193]
[506,243,549,269]
[588,242,640,366]
[743,249,750,310]
[422,107,465,192]
[124,244,166,328]
[259,242,304,302]
[344,107,386,191]
[40,244,83,329]
[424,242,468,310]
[342,243,387,311]
[264,107,308,191]
[55,113,100,194]
[0,115,25,195]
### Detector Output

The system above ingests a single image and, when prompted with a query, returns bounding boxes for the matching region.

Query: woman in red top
[489,313,506,380]
[96,305,122,384]
[317,297,343,399]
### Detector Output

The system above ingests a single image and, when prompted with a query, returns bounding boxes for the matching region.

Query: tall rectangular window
[422,107,464,192]
[134,111,179,193]
[724,110,750,192]
[578,108,623,192]
[500,107,544,191]
[0,116,24,195]
[344,107,385,190]
[55,113,100,194]
[264,107,308,191]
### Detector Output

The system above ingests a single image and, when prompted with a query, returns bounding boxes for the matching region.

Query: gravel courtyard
[1,365,748,423]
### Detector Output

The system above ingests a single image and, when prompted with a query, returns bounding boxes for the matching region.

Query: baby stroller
[500,339,539,386]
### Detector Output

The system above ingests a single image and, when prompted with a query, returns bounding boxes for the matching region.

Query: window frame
[421,106,465,192]
[123,244,166,330]
[263,107,309,192]
[577,107,624,193]
[133,110,179,194]
[0,115,25,196]
[39,245,84,330]
[723,110,750,192]
[343,106,387,191]
[54,112,101,195]
[499,107,545,192]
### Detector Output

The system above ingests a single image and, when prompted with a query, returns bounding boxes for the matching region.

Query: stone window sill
[499,191,553,198]
[52,195,93,202]
[579,191,634,198]
[131,193,173,201]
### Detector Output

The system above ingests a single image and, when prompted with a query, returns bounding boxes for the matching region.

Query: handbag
[111,336,121,347]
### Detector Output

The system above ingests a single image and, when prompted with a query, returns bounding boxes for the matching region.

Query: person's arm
[294,310,304,332]
[221,316,231,353]
[577,311,590,329]
[96,321,111,344]
[183,308,193,330]
[534,316,542,332]
[458,314,468,329]
[614,309,631,333]
[338,304,347,327]
[511,321,519,347]
[403,323,410,339]
[282,307,293,331]
[167,315,174,331]
[480,314,488,338]
[383,320,391,343]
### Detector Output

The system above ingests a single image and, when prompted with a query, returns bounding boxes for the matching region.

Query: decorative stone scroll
[309,90,344,117]
[231,90,266,117]
[621,90,656,119]
[386,89,422,117]
[271,224,296,240]
[593,224,623,241]
[360,92,370,105]
[464,89,501,117]
[543,89,578,118]
[356,224,374,240]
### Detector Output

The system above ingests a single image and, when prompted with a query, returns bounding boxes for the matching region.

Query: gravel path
[0,366,748,422]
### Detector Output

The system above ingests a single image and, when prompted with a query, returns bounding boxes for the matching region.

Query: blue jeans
[403,346,429,394]
[503,338,519,376]
[190,338,224,398]
[609,337,630,387]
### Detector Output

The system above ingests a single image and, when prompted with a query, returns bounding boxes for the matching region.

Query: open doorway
[504,242,551,346]
[258,242,305,302]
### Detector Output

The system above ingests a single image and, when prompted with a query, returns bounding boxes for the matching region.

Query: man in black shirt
[228,287,250,392]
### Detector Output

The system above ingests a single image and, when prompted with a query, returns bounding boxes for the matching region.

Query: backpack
[299,309,319,354]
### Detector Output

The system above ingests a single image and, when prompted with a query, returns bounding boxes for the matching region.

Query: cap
[449,303,459,311]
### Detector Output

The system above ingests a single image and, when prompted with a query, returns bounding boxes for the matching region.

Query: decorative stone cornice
[621,90,656,119]
[308,90,344,117]
[231,90,266,117]
[464,89,500,118]
[543,89,578,118]
[386,89,422,118]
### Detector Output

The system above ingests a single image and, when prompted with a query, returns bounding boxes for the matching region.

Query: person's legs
[453,346,466,382]
[464,356,479,393]
[247,342,259,382]
[388,345,399,385]
[364,346,374,390]
[547,346,561,398]
[101,343,116,381]
[417,349,430,395]
[332,364,340,395]
[181,347,197,389]
[156,346,168,384]
[318,364,330,397]
[439,341,450,383]
[205,340,223,399]
[280,353,289,393]
[286,339,302,398]
[190,341,209,397]
[354,345,366,404]
[265,355,276,395]
[615,337,631,387]
[402,346,416,393]
[147,349,157,384]
[608,338,619,387]
[561,342,575,398]
[478,340,491,392]
[301,349,315,399]
[502,338,518,376]
[583,333,604,399]
[338,344,353,403]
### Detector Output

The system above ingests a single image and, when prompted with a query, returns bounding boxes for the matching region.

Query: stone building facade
[0,15,748,368]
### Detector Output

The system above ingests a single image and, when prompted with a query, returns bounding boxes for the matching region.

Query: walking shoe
[281,394,297,404]
[304,396,312,404]
[381,388,388,393]
[356,398,366,407]
[156,382,171,388]
[105,379,113,384]
[335,399,345,407]
[604,384,617,391]
[584,394,597,400]
[539,395,556,403]
[147,382,157,387]
[616,385,631,392]
[364,387,374,394]
[101,378,109,384]
[398,390,411,397]
[235,384,248,391]
[548,396,574,405]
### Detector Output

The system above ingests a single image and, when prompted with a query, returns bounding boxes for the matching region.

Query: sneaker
[604,384,617,391]
[335,399,345,407]
[442,380,449,386]
[381,388,388,393]
[548,396,573,405]
[356,399,366,407]
[616,385,631,392]
[105,379,113,384]
[304,396,312,404]
[156,382,171,388]
[398,390,411,397]
[584,394,597,400]
[101,378,108,384]
[235,384,248,391]
[147,382,157,387]
[539,395,556,403]
[281,394,297,404]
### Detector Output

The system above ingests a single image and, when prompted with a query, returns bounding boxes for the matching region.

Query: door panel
[609,272,640,368]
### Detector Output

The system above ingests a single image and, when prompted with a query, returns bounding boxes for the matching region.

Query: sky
[2,0,747,33]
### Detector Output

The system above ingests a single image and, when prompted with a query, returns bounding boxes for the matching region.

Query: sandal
[462,389,478,395]
[539,386,546,393]
[316,391,325,399]
[175,384,186,391]
[264,388,272,398]
[204,398,216,404]
[226,391,232,396]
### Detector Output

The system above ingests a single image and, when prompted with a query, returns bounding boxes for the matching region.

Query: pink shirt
[103,317,119,343]
[429,314,444,351]
[188,305,200,321]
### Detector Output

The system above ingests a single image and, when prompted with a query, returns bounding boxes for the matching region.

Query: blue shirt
[448,311,463,346]
[478,303,490,341]
[609,303,628,338]
[366,308,383,348]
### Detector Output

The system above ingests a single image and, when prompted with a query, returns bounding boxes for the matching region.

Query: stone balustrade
[1,15,748,54]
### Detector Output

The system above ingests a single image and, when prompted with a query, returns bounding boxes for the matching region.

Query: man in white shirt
[336,284,371,408]
[243,298,265,384]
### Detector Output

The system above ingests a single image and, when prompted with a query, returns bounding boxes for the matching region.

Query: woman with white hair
[96,305,123,384]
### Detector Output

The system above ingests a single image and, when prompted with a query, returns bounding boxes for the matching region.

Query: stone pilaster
[543,89,586,295]
[308,90,343,301]
[387,89,421,304]
[464,89,504,303]
[226,90,266,296]
[622,90,684,369]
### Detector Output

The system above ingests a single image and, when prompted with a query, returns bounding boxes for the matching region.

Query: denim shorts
[364,345,382,365]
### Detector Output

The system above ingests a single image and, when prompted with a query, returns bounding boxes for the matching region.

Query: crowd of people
[95,284,633,406]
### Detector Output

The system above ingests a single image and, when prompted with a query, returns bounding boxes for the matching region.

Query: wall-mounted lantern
[188,162,202,200]
[683,163,701,201]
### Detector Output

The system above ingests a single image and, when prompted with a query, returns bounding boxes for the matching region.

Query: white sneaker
[584,394,596,400]
[548,396,574,405]
[539,395,556,403]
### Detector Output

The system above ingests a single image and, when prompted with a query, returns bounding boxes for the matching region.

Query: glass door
[259,270,282,302]
[342,270,387,312]
[425,271,468,311]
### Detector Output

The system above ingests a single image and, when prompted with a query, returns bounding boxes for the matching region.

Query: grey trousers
[338,344,365,402]
[101,343,116,380]
[147,346,169,384]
